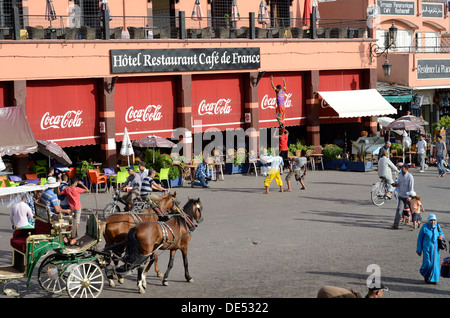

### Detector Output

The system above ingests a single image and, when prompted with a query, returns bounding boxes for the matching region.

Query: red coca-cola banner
[258,72,305,129]
[319,70,363,124]
[191,74,244,133]
[114,76,176,140]
[0,82,9,107]
[26,79,99,147]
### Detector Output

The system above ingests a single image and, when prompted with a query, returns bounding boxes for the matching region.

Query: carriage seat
[10,228,35,253]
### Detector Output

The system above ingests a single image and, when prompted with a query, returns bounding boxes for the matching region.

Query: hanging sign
[110,48,260,73]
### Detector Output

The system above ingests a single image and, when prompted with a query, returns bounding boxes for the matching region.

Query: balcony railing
[377,37,450,54]
[0,10,367,41]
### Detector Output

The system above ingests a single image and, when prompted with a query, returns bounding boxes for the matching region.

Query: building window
[270,0,291,27]
[0,0,23,28]
[211,0,233,28]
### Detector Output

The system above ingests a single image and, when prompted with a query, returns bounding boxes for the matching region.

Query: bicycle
[102,189,150,219]
[370,174,397,206]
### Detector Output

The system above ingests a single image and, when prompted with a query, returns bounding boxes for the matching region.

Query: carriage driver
[119,166,141,211]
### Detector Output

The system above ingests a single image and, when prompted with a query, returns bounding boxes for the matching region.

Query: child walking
[409,191,425,229]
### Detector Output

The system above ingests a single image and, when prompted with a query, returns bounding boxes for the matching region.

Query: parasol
[303,0,312,27]
[120,128,134,166]
[132,135,176,163]
[45,0,57,28]
[397,114,428,126]
[231,0,240,27]
[191,0,204,28]
[257,0,270,27]
[385,120,424,164]
[37,140,72,166]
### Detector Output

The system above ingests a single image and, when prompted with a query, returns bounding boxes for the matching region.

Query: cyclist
[377,151,398,199]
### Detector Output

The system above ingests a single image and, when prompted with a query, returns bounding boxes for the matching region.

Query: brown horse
[101,191,180,286]
[117,198,203,294]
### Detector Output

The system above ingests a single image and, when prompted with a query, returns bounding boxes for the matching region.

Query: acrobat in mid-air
[271,75,287,130]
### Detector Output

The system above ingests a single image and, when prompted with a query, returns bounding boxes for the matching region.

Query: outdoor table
[210,162,225,181]
[184,164,198,182]
[406,151,417,167]
[310,153,323,170]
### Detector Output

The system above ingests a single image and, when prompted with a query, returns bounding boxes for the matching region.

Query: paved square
[0,166,449,298]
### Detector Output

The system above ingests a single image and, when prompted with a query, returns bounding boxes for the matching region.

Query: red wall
[26,79,99,147]
[191,74,244,133]
[319,70,363,124]
[114,76,176,140]
[258,72,305,129]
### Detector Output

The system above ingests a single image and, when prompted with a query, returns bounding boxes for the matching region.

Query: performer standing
[271,75,287,128]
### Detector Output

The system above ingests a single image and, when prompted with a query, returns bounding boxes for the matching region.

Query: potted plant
[225,150,249,174]
[347,141,374,172]
[144,149,182,187]
[322,144,345,170]
[76,160,94,186]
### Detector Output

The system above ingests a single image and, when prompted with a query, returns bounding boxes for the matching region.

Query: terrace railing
[0,9,368,41]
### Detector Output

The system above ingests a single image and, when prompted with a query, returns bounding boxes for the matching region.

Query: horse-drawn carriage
[0,196,108,298]
[0,185,204,297]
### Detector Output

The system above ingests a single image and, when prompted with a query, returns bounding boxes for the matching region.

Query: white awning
[318,89,397,118]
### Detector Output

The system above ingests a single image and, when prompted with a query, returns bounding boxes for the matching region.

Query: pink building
[0,0,397,175]
[319,0,450,132]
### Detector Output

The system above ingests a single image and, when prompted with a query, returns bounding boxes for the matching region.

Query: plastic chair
[154,168,170,189]
[0,176,6,187]
[5,179,17,187]
[9,175,22,183]
[26,174,38,180]
[88,170,108,193]
[67,167,76,179]
[33,165,47,177]
[27,179,39,185]
[119,166,128,172]
[109,170,128,190]
[39,178,47,185]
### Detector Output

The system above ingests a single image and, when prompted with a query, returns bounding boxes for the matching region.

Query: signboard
[26,79,99,147]
[417,59,450,79]
[111,48,261,74]
[422,3,444,18]
[191,74,244,132]
[377,0,415,16]
[114,76,176,139]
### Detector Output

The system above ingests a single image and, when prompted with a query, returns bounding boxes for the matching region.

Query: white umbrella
[191,0,203,28]
[258,0,270,27]
[231,0,240,25]
[120,127,134,166]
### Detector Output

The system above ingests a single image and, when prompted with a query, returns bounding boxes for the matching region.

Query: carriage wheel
[370,182,386,206]
[103,203,120,219]
[66,262,104,298]
[38,254,67,294]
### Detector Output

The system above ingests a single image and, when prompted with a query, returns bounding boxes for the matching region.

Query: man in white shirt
[416,134,428,172]
[378,151,399,198]
[263,155,284,194]
[10,196,34,230]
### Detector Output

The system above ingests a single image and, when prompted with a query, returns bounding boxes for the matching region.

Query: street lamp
[370,22,398,79]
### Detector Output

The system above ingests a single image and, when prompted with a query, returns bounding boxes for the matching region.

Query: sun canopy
[318,89,397,118]
[0,107,38,157]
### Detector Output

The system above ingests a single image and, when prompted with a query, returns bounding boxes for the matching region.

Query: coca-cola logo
[40,110,83,130]
[198,99,232,116]
[260,93,293,110]
[125,105,163,123]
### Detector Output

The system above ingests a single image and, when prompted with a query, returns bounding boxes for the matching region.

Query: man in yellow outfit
[263,155,284,194]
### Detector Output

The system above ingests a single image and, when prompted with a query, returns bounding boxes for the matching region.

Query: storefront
[25,79,100,148]
[114,76,177,140]
[257,72,306,129]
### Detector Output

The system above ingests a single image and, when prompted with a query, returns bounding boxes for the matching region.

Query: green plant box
[347,161,373,172]
[225,163,249,174]
[169,176,183,188]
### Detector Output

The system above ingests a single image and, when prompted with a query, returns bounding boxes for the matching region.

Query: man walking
[392,165,414,229]
[435,135,447,177]
[417,134,428,172]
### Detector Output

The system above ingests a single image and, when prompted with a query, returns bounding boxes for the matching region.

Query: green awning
[383,95,412,103]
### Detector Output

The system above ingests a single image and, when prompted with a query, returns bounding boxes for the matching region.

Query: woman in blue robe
[416,214,444,284]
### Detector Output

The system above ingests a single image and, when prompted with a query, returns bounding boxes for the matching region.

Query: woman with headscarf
[416,214,445,284]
